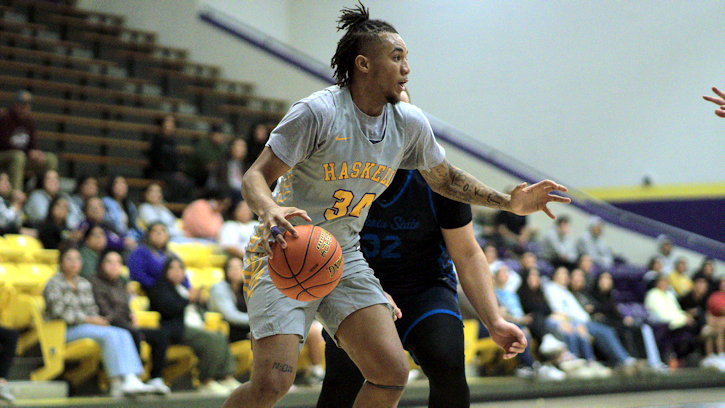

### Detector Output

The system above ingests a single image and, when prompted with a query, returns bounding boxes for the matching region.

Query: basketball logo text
[316,230,332,258]
[327,255,343,278]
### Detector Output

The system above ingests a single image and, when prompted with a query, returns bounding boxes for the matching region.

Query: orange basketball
[268,225,344,301]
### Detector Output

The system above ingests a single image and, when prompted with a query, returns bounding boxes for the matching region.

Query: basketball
[268,225,344,301]
[707,291,725,317]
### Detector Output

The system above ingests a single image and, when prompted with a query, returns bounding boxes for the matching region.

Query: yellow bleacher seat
[13,263,56,295]
[0,237,24,262]
[3,234,44,263]
[0,264,18,286]
[187,267,224,289]
[168,242,216,268]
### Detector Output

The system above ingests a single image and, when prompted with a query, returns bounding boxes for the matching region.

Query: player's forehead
[377,32,407,55]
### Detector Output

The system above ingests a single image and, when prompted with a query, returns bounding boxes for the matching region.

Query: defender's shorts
[244,249,392,345]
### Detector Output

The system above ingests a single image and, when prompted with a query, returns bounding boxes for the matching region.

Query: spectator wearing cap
[656,234,677,274]
[187,125,228,189]
[576,216,614,269]
[0,90,58,190]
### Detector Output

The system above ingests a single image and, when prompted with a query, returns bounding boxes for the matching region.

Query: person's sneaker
[700,354,725,372]
[147,377,171,395]
[514,366,535,380]
[567,363,598,379]
[122,375,157,396]
[198,380,231,395]
[559,357,587,373]
[587,361,612,378]
[539,334,568,356]
[0,382,15,402]
[218,377,243,392]
[536,364,566,381]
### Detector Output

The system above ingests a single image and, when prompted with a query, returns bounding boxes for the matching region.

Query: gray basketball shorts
[243,248,393,346]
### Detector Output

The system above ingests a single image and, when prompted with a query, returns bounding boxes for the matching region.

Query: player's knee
[252,372,295,402]
[366,354,408,387]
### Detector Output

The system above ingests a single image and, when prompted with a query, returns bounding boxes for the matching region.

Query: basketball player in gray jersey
[223,3,570,408]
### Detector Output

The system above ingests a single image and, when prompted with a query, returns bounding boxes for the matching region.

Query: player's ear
[355,54,370,74]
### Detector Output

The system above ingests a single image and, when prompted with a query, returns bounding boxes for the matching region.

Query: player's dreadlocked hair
[331,1,397,88]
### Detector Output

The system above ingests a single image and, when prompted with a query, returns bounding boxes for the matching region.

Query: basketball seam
[295,239,342,300]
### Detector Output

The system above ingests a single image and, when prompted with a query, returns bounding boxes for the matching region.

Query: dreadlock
[331,1,397,88]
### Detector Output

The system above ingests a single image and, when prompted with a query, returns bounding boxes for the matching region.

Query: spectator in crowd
[576,254,598,277]
[0,90,58,190]
[90,249,171,395]
[0,326,18,402]
[67,175,98,230]
[695,257,718,294]
[102,176,142,242]
[220,138,247,200]
[703,86,725,118]
[0,171,24,235]
[644,255,665,283]
[148,115,195,203]
[128,223,189,291]
[77,196,129,252]
[79,224,108,280]
[43,244,155,397]
[492,264,566,380]
[137,183,184,240]
[539,215,578,270]
[492,187,536,256]
[575,269,667,371]
[243,121,270,171]
[668,257,694,298]
[181,189,230,241]
[207,256,249,343]
[146,257,241,395]
[38,196,74,250]
[644,273,706,368]
[544,266,637,372]
[24,169,70,227]
[679,273,723,362]
[218,200,256,259]
[188,126,228,189]
[655,234,677,274]
[576,216,614,269]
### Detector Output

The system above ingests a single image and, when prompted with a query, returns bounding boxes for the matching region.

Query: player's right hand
[261,205,311,258]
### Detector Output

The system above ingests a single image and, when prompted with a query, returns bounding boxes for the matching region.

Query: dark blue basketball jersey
[360,170,473,297]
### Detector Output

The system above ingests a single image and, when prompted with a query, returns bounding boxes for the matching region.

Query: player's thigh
[335,304,409,384]
[250,334,301,390]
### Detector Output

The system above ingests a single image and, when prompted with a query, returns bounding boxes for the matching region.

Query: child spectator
[128,223,189,291]
[207,256,249,342]
[0,171,24,235]
[218,200,256,259]
[38,196,74,250]
[43,244,155,397]
[102,176,142,242]
[146,257,240,395]
[90,249,171,394]
[137,183,184,241]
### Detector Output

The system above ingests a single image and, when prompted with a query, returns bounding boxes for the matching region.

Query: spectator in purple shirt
[128,222,189,290]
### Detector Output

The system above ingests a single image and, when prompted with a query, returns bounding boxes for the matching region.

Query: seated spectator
[644,273,706,367]
[576,254,598,277]
[0,90,58,191]
[576,269,666,371]
[695,257,718,294]
[491,193,536,256]
[128,223,189,291]
[77,196,130,252]
[539,215,578,270]
[188,126,228,189]
[24,169,70,227]
[79,224,108,280]
[655,234,677,274]
[181,189,230,240]
[137,183,184,240]
[43,244,155,397]
[680,274,724,364]
[0,326,18,402]
[67,175,98,230]
[148,115,195,203]
[38,196,74,250]
[492,264,566,381]
[219,138,247,201]
[218,200,257,259]
[576,216,614,269]
[146,257,241,395]
[544,267,636,371]
[102,176,142,242]
[90,249,171,394]
[208,256,250,342]
[644,255,665,283]
[0,171,24,235]
[243,121,270,171]
[668,257,693,297]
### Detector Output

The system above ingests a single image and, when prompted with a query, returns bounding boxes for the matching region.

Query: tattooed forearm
[421,159,511,210]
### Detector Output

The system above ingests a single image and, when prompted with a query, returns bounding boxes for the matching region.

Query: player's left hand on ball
[489,318,527,359]
[509,180,571,219]
[262,206,311,258]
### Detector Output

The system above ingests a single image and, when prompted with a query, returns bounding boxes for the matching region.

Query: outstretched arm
[443,222,526,359]
[420,159,571,219]
[241,147,311,257]
[703,86,725,118]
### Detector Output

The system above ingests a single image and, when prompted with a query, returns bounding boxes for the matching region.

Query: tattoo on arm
[271,362,294,373]
[421,159,509,210]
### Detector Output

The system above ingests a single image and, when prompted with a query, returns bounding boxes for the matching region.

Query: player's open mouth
[398,80,407,91]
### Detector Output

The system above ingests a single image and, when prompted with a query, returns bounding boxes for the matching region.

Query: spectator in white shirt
[137,183,184,241]
[218,200,257,259]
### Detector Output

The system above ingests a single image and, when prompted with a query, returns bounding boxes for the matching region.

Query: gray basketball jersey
[249,86,444,276]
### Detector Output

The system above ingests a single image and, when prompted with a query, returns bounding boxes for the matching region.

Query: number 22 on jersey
[324,190,376,220]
